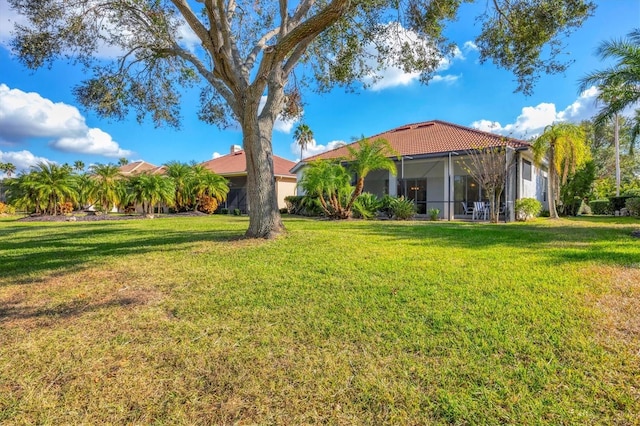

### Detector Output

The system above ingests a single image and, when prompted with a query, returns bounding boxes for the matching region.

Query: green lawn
[0,215,638,424]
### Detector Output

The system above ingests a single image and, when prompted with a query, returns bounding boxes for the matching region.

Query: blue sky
[0,0,639,175]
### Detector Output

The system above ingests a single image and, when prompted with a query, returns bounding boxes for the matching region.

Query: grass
[0,214,639,424]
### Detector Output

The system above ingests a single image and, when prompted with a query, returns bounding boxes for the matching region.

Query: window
[523,160,532,181]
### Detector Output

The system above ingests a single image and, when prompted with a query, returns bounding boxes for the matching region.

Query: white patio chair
[473,201,488,220]
[461,201,474,216]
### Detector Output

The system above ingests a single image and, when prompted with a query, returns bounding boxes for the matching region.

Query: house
[291,120,547,221]
[118,160,166,177]
[200,145,298,213]
[115,160,169,214]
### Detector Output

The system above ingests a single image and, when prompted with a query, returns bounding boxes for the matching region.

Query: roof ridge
[432,119,529,145]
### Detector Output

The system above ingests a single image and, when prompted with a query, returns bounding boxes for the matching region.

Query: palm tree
[127,173,174,215]
[75,172,94,210]
[191,165,229,211]
[533,123,590,219]
[89,163,122,213]
[31,162,78,215]
[6,172,41,213]
[630,109,640,155]
[299,159,353,218]
[1,162,16,177]
[580,28,640,124]
[165,161,195,211]
[73,160,85,172]
[345,137,397,211]
[294,123,314,160]
[118,157,129,166]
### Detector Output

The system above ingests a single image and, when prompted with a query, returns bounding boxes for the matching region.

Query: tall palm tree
[89,163,122,213]
[1,162,17,177]
[73,160,85,172]
[345,137,397,211]
[533,123,590,219]
[630,108,640,155]
[118,157,129,166]
[31,162,78,215]
[580,28,640,124]
[294,123,314,160]
[165,161,195,211]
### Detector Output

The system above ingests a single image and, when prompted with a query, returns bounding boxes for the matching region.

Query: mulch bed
[16,211,209,222]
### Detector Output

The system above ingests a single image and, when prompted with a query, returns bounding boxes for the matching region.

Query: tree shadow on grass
[0,295,141,327]
[0,219,241,285]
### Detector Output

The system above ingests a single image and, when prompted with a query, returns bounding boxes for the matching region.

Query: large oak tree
[8,0,594,238]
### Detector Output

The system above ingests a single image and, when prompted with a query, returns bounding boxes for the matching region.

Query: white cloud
[291,139,347,160]
[176,20,201,52]
[471,86,601,139]
[463,41,478,52]
[0,84,132,157]
[431,74,460,85]
[364,23,467,92]
[212,152,222,159]
[0,149,53,177]
[51,128,132,157]
[258,96,300,134]
[0,0,26,49]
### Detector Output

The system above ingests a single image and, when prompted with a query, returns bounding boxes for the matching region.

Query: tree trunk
[614,113,620,197]
[547,148,559,219]
[242,113,285,239]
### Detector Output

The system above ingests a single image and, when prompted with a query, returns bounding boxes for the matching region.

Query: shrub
[379,195,396,219]
[626,197,640,217]
[610,196,635,212]
[622,188,640,198]
[284,195,322,216]
[58,201,74,215]
[428,208,440,221]
[279,208,288,214]
[233,208,241,216]
[391,196,416,220]
[198,195,219,214]
[589,199,612,215]
[561,196,583,216]
[515,198,542,221]
[352,193,381,220]
[219,208,229,215]
[284,195,304,214]
[0,202,16,214]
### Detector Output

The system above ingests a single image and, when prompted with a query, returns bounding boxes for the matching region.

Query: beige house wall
[276,178,297,209]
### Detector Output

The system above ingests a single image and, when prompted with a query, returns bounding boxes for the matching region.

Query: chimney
[230,144,242,154]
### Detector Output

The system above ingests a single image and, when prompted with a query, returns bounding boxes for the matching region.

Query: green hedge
[626,197,640,217]
[589,199,612,215]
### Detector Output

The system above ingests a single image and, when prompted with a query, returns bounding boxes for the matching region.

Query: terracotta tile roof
[118,161,166,175]
[303,120,531,163]
[200,150,296,177]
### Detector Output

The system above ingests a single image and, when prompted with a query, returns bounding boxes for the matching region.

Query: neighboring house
[118,160,167,177]
[116,160,169,214]
[200,145,297,213]
[291,120,547,221]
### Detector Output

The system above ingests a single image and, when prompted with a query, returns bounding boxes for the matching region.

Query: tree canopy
[8,0,596,237]
[580,28,640,125]
[533,122,589,218]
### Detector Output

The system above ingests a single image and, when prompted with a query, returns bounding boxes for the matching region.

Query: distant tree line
[2,161,229,216]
